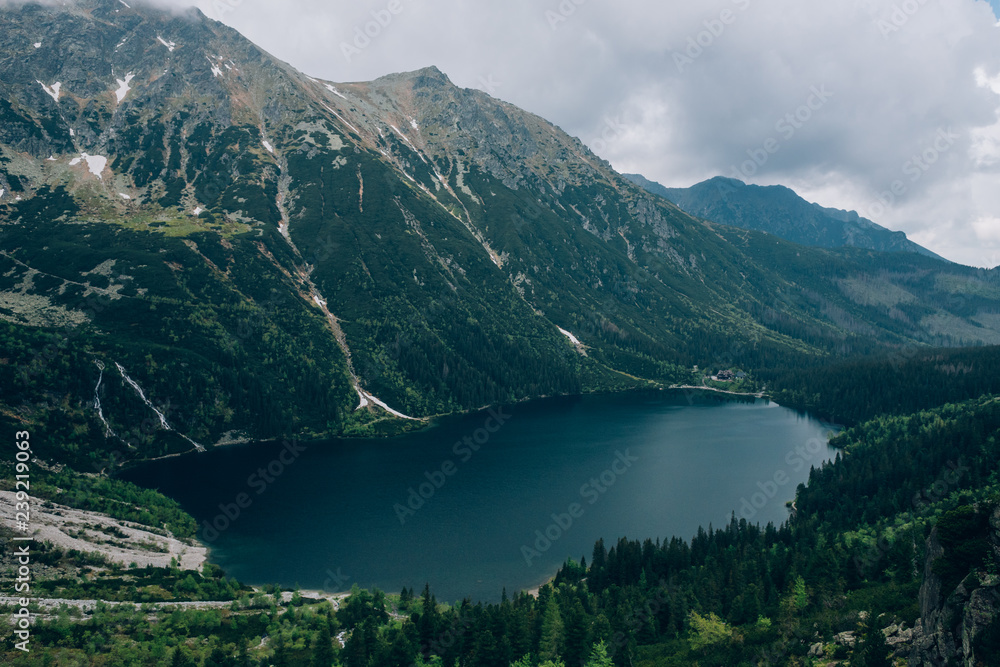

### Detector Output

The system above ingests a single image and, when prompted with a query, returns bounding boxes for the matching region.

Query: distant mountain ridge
[623,174,945,261]
[0,0,998,469]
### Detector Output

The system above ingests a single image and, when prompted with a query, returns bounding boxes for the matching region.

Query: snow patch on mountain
[33,42,41,49]
[558,327,582,345]
[325,83,347,100]
[355,387,370,410]
[69,154,108,179]
[262,140,274,154]
[37,80,61,102]
[323,104,359,134]
[207,55,225,77]
[114,73,134,103]
[156,36,176,52]
[355,388,421,421]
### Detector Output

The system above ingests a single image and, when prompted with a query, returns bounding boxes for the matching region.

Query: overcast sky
[166,0,1000,267]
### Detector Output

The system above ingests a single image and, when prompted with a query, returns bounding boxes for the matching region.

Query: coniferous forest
[2,3,1000,665]
[4,354,1000,666]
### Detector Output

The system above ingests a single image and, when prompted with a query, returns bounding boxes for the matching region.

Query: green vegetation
[1,3,998,663]
[0,464,197,539]
[765,344,1000,425]
[4,393,997,665]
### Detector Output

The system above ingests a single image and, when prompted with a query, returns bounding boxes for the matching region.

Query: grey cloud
[121,0,1000,266]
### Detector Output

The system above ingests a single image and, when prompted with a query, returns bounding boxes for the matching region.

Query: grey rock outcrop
[909,504,1000,666]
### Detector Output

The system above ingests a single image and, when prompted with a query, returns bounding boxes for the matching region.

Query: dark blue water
[121,390,837,603]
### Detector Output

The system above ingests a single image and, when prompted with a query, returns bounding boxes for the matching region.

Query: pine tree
[272,632,290,667]
[204,646,234,667]
[344,627,368,667]
[418,583,439,653]
[590,539,608,591]
[583,641,614,667]
[562,599,590,667]
[236,638,251,667]
[171,646,196,667]
[539,597,564,663]
[311,621,335,667]
[387,627,416,667]
[850,615,892,667]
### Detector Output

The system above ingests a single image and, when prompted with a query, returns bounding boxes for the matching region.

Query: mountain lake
[121,390,839,603]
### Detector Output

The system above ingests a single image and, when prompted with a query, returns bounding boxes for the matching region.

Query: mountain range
[1,0,999,468]
[623,173,945,260]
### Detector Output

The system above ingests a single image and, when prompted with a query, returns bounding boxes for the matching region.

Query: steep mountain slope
[625,174,944,260]
[1,0,999,470]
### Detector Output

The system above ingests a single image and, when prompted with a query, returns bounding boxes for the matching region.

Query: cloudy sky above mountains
[170,0,1000,267]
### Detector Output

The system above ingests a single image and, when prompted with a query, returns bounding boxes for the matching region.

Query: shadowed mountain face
[1,0,999,467]
[624,174,944,260]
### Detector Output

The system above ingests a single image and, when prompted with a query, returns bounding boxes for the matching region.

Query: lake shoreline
[122,392,836,604]
[118,386,778,473]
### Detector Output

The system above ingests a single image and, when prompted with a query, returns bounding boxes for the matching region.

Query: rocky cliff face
[910,504,1000,666]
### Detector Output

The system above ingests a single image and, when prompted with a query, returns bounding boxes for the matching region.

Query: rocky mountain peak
[371,65,452,88]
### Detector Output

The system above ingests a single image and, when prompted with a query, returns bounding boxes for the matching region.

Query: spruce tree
[539,597,565,663]
[850,615,892,667]
[311,621,335,667]
[583,642,614,667]
[272,632,290,667]
[171,646,196,667]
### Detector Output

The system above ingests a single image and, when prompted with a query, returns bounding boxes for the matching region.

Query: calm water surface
[122,391,838,602]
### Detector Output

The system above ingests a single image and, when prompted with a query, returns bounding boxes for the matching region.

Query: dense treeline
[763,345,1000,425]
[797,396,1000,531]
[6,395,998,665]
[327,395,998,666]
